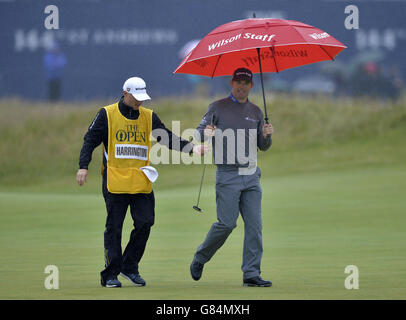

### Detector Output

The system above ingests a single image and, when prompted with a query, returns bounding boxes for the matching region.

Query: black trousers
[100,180,155,281]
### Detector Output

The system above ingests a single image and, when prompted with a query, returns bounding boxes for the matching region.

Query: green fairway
[1,164,405,300]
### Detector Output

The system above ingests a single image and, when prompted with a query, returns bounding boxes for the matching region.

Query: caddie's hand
[193,144,209,156]
[262,123,274,137]
[76,169,88,186]
[204,124,216,137]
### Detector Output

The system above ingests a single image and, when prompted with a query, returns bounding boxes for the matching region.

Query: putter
[193,114,215,213]
[193,163,206,213]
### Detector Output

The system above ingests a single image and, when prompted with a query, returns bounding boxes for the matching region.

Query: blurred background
[0,0,405,101]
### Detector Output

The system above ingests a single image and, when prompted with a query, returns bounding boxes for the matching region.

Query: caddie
[76,76,207,288]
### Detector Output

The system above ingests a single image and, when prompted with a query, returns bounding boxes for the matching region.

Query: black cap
[232,68,253,82]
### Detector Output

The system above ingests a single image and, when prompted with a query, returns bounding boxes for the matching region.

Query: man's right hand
[204,125,216,137]
[76,169,88,186]
[193,144,210,156]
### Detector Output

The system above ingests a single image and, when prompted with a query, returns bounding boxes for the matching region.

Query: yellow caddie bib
[102,102,153,194]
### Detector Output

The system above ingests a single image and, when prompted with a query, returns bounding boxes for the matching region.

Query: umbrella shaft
[256,48,269,124]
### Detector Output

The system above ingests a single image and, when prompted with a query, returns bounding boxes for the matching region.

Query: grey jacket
[195,95,272,168]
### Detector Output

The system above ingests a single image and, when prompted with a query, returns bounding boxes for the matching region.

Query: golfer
[190,68,274,287]
[77,76,207,288]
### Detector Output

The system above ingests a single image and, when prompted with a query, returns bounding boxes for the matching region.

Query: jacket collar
[118,96,139,119]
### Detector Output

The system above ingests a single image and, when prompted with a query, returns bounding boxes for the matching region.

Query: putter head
[193,205,203,213]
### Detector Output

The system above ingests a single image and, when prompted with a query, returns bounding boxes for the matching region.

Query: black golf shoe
[190,259,204,281]
[120,272,146,287]
[243,276,272,287]
[101,277,122,288]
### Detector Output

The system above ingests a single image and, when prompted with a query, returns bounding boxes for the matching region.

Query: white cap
[122,77,151,101]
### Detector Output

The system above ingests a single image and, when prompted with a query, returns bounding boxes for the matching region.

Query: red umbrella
[174,18,347,122]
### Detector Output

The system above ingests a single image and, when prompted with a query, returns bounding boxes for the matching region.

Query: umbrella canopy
[174,18,347,77]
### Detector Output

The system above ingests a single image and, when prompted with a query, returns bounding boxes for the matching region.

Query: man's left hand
[262,123,274,137]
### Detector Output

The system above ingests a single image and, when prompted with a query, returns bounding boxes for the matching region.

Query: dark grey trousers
[194,166,263,280]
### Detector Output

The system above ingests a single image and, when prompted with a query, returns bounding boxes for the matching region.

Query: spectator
[43,43,67,102]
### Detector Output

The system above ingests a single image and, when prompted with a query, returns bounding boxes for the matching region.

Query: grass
[0,165,405,299]
[0,94,405,299]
